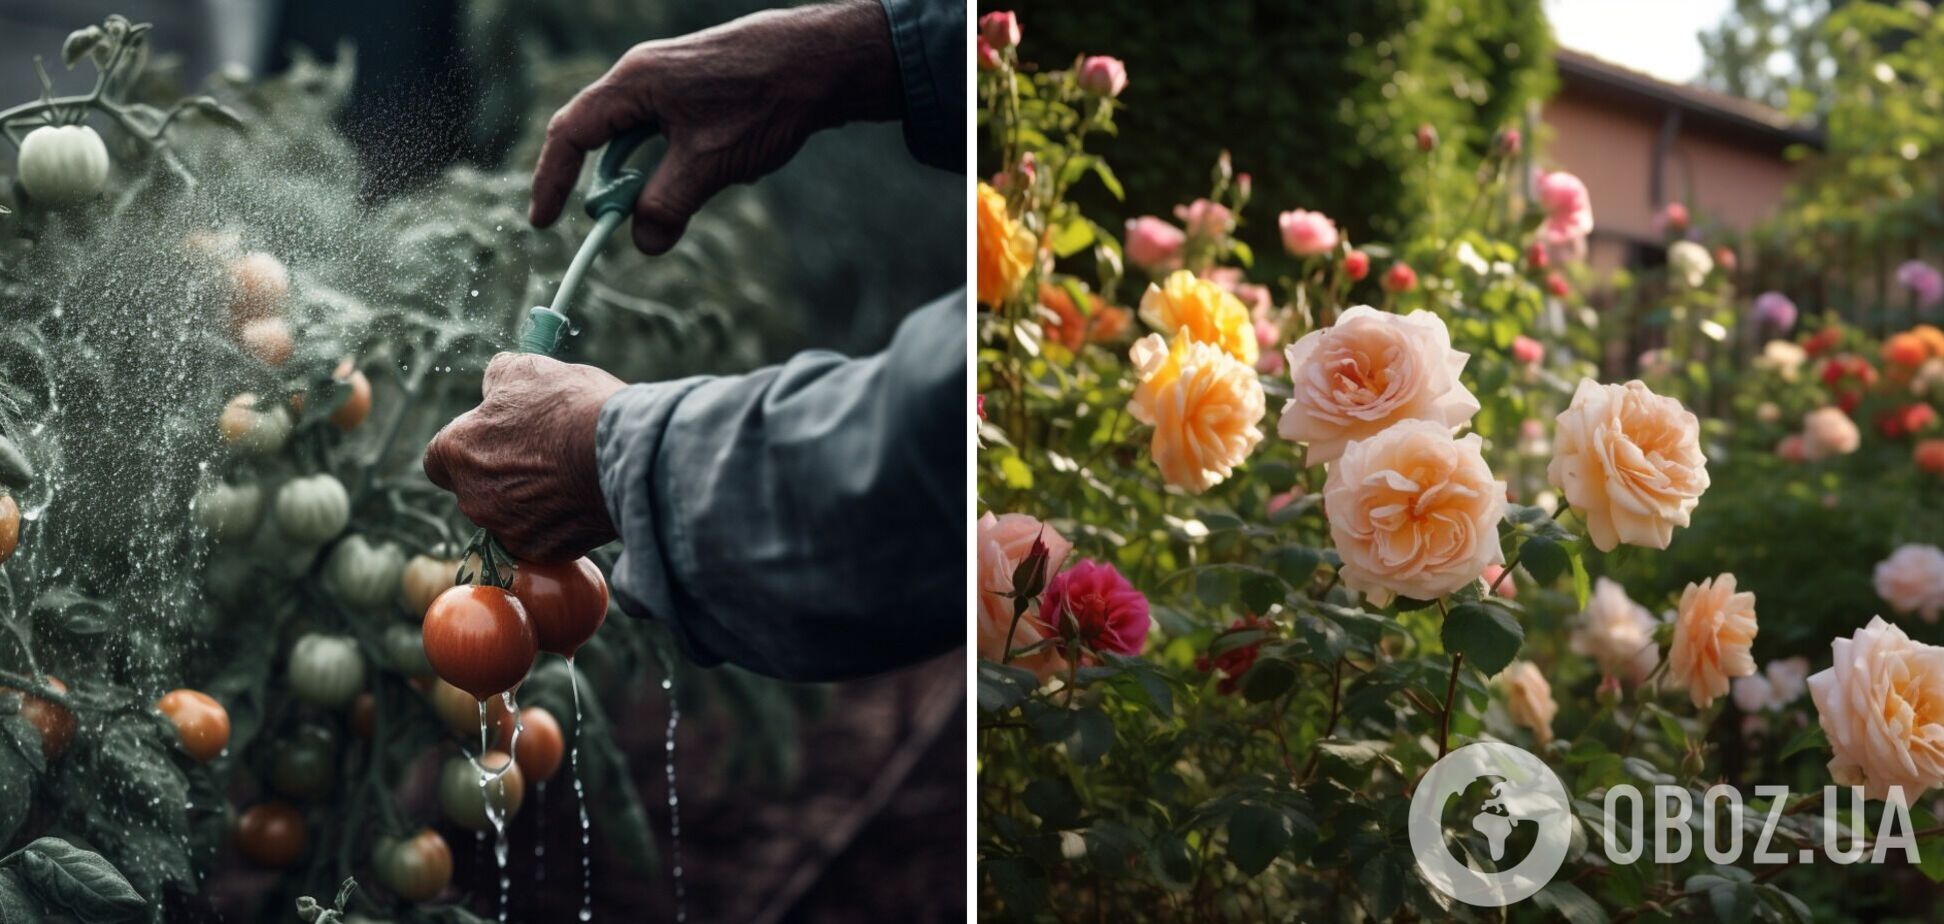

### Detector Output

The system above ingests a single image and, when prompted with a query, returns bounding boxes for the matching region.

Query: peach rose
[1666,574,1758,708]
[1137,270,1258,365]
[1499,661,1557,747]
[1801,406,1860,461]
[1809,616,1944,800]
[1874,543,1944,622]
[976,512,1074,683]
[1276,307,1480,466]
[1570,577,1659,683]
[1322,420,1505,605]
[1547,378,1709,552]
[977,182,1034,307]
[1127,334,1265,494]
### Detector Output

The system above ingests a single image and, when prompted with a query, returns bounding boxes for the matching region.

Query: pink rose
[1322,420,1505,606]
[1494,127,1522,157]
[1042,560,1150,657]
[1874,544,1944,622]
[1776,433,1807,462]
[1656,202,1689,235]
[1276,306,1480,465]
[1801,406,1860,460]
[1511,335,1544,365]
[976,37,1001,72]
[1123,217,1185,272]
[1342,250,1370,281]
[1810,617,1944,799]
[1077,56,1127,97]
[1482,564,1518,599]
[1571,577,1659,684]
[1382,262,1417,293]
[1173,198,1234,238]
[1277,209,1339,257]
[1534,170,1593,262]
[1253,319,1284,375]
[1547,379,1709,552]
[1415,123,1439,152]
[976,513,1074,683]
[978,11,1020,50]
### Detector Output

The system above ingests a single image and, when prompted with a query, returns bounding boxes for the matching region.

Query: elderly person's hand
[423,353,626,562]
[528,0,904,254]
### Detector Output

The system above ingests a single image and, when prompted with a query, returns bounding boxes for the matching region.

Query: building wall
[1541,87,1798,272]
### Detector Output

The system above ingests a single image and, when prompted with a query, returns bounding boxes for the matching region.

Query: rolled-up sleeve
[879,0,964,173]
[595,293,966,681]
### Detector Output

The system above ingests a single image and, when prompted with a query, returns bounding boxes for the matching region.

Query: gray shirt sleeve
[879,0,965,172]
[595,292,966,681]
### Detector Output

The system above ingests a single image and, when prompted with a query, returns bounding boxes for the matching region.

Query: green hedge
[993,0,1553,273]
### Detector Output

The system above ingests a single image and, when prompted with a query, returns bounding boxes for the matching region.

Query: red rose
[1042,560,1149,657]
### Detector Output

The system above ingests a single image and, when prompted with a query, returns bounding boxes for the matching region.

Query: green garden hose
[517,125,661,356]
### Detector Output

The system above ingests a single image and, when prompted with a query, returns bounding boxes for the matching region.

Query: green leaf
[11,838,144,923]
[1355,849,1409,921]
[1270,546,1322,587]
[1023,778,1082,830]
[1779,725,1828,761]
[1441,603,1524,677]
[1226,805,1290,876]
[1063,707,1115,766]
[1149,833,1196,889]
[1239,571,1284,614]
[1091,160,1124,200]
[1520,536,1570,586]
[1570,550,1592,609]
[1535,881,1609,924]
[1240,659,1296,702]
[1049,218,1095,259]
[978,661,1040,713]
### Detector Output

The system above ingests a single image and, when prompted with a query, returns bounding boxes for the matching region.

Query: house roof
[1554,47,1825,149]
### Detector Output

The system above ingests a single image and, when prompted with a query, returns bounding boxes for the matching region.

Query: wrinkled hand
[529,0,903,254]
[423,353,626,563]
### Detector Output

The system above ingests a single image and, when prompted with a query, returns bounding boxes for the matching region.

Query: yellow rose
[1810,617,1944,800]
[1547,378,1708,552]
[976,182,1034,307]
[1137,270,1258,365]
[1499,661,1557,747]
[1321,419,1505,606]
[1127,333,1265,494]
[1666,573,1758,708]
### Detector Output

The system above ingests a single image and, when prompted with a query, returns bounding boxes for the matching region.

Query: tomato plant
[511,557,610,657]
[156,689,230,762]
[273,475,350,545]
[422,585,537,700]
[373,828,452,903]
[235,802,307,869]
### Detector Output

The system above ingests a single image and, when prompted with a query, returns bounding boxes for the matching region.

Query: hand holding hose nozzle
[519,125,660,356]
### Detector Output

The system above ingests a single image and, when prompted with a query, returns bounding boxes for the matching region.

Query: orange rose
[976,182,1034,307]
[1321,420,1505,605]
[1547,379,1708,552]
[1667,574,1758,708]
[1809,617,1944,800]
[1127,333,1265,494]
[1137,270,1257,365]
[1499,661,1557,747]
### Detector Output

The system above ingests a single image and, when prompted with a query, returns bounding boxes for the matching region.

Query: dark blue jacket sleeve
[879,0,965,173]
[595,293,966,681]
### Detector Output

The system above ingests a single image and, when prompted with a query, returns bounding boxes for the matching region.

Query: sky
[1543,0,1735,84]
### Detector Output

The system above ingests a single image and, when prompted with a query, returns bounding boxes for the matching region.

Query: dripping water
[663,676,686,923]
[571,657,593,922]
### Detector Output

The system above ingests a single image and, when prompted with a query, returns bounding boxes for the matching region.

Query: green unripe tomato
[287,633,365,708]
[269,724,336,800]
[274,474,349,545]
[16,125,109,206]
[193,481,262,543]
[327,535,406,609]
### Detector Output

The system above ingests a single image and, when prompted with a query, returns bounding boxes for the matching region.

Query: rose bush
[977,8,1942,920]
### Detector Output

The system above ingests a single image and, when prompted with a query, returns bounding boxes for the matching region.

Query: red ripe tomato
[422,586,536,700]
[10,676,74,760]
[0,493,19,566]
[235,801,307,868]
[157,689,230,762]
[498,706,564,782]
[329,358,373,431]
[510,558,609,657]
[374,828,453,903]
[350,692,375,740]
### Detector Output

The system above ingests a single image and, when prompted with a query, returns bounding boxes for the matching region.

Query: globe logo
[1408,742,1572,907]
